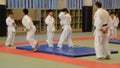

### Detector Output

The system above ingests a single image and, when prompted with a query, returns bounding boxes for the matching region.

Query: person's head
[94,1,102,10]
[8,12,14,18]
[48,9,54,16]
[110,12,115,18]
[23,9,29,15]
[61,8,69,14]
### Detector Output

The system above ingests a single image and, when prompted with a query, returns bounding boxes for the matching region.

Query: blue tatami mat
[109,40,120,44]
[16,44,118,57]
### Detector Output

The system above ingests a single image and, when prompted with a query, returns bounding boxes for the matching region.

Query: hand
[100,29,108,34]
[26,28,30,32]
[103,30,108,34]
[12,23,16,27]
[24,28,30,32]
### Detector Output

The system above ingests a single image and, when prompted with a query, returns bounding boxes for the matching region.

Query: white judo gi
[22,15,37,48]
[94,8,110,58]
[108,16,116,39]
[58,12,73,48]
[114,16,119,38]
[5,17,16,46]
[45,15,55,47]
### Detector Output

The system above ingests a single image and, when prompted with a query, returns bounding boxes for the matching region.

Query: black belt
[93,24,107,30]
[102,24,107,27]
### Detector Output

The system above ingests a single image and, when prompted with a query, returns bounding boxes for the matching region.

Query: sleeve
[94,12,103,30]
[107,17,111,28]
[22,17,31,29]
[115,17,119,27]
[6,18,14,27]
[59,12,65,20]
[45,16,54,26]
[117,18,120,26]
[59,12,71,25]
[117,18,119,24]
[59,12,70,20]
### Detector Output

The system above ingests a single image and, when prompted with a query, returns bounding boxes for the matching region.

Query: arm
[6,18,16,27]
[12,20,16,27]
[115,17,119,27]
[59,12,64,25]
[94,13,103,31]
[59,12,65,20]
[22,17,31,30]
[59,12,69,20]
[59,12,71,25]
[6,18,13,27]
[45,16,54,26]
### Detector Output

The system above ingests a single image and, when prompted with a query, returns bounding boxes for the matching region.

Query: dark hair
[48,9,54,13]
[61,8,69,13]
[23,9,29,15]
[8,11,13,15]
[110,12,115,15]
[95,1,102,8]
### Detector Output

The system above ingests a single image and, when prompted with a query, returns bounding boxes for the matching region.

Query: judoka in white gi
[114,13,119,39]
[94,2,111,60]
[57,8,74,49]
[45,10,55,48]
[108,12,116,40]
[22,9,39,52]
[5,12,16,47]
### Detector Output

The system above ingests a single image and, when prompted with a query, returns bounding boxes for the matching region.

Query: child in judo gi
[45,10,55,48]
[5,12,16,47]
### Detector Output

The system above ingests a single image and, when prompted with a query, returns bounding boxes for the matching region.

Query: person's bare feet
[5,45,12,47]
[97,57,104,61]
[33,48,38,52]
[105,55,111,60]
[32,42,40,52]
[49,46,54,48]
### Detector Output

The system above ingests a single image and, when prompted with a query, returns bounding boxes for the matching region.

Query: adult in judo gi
[94,2,111,60]
[45,9,55,48]
[57,8,74,49]
[5,12,16,47]
[22,9,39,52]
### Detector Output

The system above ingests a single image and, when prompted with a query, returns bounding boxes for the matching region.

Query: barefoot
[33,48,38,52]
[32,42,40,52]
[105,55,111,60]
[97,57,104,61]
[5,45,12,47]
[49,46,54,48]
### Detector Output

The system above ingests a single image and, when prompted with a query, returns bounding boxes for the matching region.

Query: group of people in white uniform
[5,1,119,60]
[45,9,73,49]
[5,8,73,52]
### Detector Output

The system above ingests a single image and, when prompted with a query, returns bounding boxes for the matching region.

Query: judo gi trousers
[109,28,116,39]
[94,31,111,58]
[115,28,117,38]
[58,28,73,48]
[5,32,15,46]
[46,30,54,47]
[26,28,37,48]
